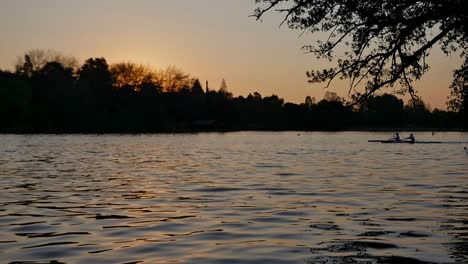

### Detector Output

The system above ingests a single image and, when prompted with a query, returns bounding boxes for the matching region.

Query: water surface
[0,132,467,264]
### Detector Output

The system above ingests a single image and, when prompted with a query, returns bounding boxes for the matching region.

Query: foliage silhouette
[253,0,468,104]
[16,49,78,78]
[31,61,75,130]
[110,62,157,90]
[448,58,468,127]
[76,58,113,130]
[0,51,464,133]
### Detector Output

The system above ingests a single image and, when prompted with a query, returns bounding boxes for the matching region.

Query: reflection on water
[0,132,467,264]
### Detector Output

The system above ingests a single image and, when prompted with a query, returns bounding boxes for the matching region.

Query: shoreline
[1,127,466,135]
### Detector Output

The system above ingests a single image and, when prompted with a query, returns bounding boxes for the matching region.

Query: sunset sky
[0,0,463,109]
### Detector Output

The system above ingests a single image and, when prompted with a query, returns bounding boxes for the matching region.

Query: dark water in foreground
[0,132,467,264]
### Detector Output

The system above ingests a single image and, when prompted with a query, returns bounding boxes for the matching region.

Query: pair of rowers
[392,132,415,143]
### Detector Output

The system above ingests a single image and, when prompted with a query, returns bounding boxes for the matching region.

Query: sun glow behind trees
[0,0,463,110]
[0,49,464,132]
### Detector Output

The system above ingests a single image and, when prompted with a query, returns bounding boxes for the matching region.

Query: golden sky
[0,0,463,109]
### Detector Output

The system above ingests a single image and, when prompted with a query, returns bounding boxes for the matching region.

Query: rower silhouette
[405,133,415,143]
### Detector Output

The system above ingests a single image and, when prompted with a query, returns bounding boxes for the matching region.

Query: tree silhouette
[254,0,468,104]
[305,96,314,110]
[77,58,113,128]
[32,61,75,129]
[364,94,405,125]
[0,50,464,132]
[220,78,228,93]
[191,79,205,95]
[315,91,350,125]
[158,66,193,93]
[405,97,432,126]
[16,49,78,78]
[78,58,113,98]
[217,78,233,99]
[323,91,342,102]
[0,71,31,130]
[110,62,157,90]
[448,58,468,110]
[448,57,468,126]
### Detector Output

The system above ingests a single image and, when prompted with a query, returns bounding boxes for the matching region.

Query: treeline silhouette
[0,51,464,133]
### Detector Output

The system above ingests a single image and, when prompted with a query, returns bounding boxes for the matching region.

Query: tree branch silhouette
[254,0,468,105]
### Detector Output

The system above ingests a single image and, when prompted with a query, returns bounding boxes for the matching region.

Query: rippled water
[0,132,467,264]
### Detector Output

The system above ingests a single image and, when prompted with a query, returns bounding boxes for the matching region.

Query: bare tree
[16,49,78,77]
[110,62,158,90]
[156,66,193,93]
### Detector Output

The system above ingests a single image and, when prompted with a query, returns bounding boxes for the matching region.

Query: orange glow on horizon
[0,0,463,109]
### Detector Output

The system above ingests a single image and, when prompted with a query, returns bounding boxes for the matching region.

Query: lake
[0,132,467,264]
